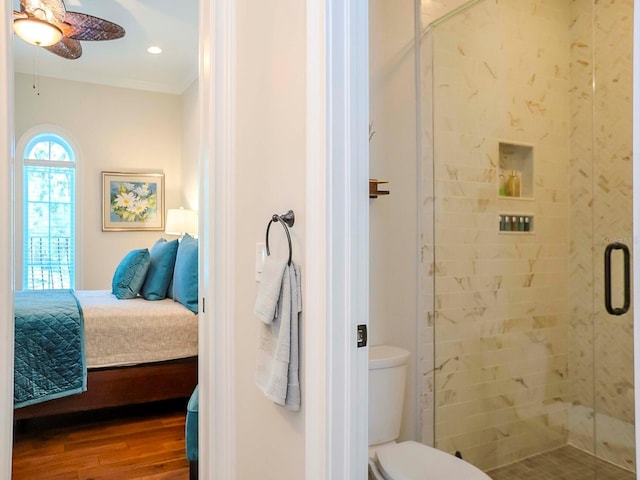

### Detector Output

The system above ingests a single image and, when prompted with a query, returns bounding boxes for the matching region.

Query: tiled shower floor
[487,445,634,480]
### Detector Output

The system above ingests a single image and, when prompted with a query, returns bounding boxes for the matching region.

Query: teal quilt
[14,290,87,408]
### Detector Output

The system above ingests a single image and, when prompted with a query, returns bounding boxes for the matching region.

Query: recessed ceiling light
[147,46,162,55]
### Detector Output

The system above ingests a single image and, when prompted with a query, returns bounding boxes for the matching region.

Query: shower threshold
[487,445,634,480]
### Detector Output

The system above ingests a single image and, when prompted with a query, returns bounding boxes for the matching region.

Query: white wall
[181,79,199,210]
[369,0,419,442]
[15,74,186,289]
[234,0,306,477]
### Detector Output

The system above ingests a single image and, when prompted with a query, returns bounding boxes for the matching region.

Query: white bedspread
[75,290,198,368]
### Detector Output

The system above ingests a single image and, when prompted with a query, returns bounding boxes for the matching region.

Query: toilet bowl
[368,345,492,480]
[369,441,492,480]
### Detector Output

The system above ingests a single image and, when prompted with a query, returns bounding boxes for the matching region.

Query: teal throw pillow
[141,238,179,300]
[112,248,151,299]
[173,234,198,313]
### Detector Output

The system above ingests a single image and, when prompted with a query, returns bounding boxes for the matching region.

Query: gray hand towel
[254,261,302,410]
[284,262,302,410]
[254,255,288,324]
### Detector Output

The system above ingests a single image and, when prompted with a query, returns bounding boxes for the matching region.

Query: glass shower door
[591,0,635,472]
[425,0,636,477]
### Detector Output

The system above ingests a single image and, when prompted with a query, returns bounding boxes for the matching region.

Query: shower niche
[498,142,534,199]
[498,213,534,233]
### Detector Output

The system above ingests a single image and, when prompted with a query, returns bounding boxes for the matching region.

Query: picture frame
[102,172,165,231]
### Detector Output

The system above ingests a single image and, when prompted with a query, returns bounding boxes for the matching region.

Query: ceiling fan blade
[43,36,82,59]
[63,11,125,41]
[13,10,28,19]
[20,0,66,23]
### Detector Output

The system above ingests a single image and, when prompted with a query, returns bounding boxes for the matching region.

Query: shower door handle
[604,242,630,316]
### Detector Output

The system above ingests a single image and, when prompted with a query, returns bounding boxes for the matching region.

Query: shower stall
[419,0,635,477]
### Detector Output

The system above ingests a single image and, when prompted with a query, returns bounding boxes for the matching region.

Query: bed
[14,289,198,420]
[14,236,199,420]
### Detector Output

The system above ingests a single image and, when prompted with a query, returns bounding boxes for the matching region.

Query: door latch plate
[357,324,367,348]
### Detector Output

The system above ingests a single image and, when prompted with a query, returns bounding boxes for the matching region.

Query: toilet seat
[375,441,493,480]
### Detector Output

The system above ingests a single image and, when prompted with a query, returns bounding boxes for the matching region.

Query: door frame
[305,0,370,477]
[0,1,14,477]
[197,0,236,478]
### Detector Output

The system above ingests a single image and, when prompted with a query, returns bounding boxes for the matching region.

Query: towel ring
[265,210,295,266]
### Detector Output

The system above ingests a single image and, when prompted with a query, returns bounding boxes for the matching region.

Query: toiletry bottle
[503,215,511,231]
[518,217,525,231]
[499,215,503,231]
[498,169,506,196]
[524,217,530,232]
[506,170,521,197]
[511,216,518,231]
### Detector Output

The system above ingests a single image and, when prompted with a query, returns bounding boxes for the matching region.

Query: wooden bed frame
[14,356,198,420]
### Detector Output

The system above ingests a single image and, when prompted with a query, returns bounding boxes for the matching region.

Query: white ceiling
[12,0,199,94]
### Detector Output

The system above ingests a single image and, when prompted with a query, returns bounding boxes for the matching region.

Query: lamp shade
[165,208,198,236]
[14,18,63,47]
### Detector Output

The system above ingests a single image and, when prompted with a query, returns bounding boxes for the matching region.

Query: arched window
[21,133,76,290]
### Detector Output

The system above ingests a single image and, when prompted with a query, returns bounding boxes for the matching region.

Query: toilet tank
[368,345,410,446]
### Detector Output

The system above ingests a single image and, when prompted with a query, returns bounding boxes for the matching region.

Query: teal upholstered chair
[186,385,199,480]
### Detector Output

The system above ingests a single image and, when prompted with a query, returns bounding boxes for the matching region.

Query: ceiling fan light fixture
[147,46,162,55]
[14,17,63,47]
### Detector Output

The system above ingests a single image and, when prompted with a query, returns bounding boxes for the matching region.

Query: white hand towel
[254,261,302,410]
[254,255,288,324]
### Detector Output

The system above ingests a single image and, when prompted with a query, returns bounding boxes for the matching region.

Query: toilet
[368,345,492,480]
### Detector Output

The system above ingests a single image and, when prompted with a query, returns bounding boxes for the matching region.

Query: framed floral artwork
[102,172,165,231]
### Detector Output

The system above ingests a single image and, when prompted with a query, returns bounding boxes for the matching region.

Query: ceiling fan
[13,0,125,60]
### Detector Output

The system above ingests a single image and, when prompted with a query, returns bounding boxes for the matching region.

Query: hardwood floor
[12,400,190,480]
